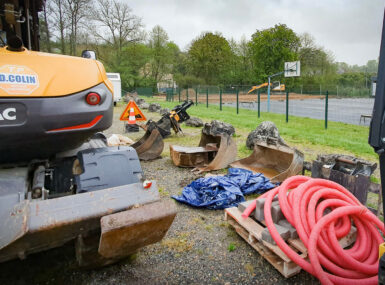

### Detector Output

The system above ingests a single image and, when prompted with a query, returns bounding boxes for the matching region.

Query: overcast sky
[124,0,384,66]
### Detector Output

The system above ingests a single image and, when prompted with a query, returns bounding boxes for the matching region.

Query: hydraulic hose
[242,175,384,285]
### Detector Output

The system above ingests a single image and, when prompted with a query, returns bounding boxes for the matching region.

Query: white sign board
[284,61,300,77]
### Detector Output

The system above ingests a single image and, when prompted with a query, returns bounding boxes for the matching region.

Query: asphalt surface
[0,106,319,285]
[226,97,374,126]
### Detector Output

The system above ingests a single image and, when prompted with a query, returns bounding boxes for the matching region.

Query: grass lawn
[139,96,377,163]
[115,97,381,214]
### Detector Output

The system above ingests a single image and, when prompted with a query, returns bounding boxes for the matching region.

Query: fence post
[257,90,260,118]
[337,85,339,97]
[178,88,181,102]
[325,90,328,129]
[286,91,289,123]
[236,88,239,114]
[195,87,198,105]
[320,84,322,95]
[186,87,189,101]
[301,85,303,95]
[206,87,208,108]
[267,77,271,112]
[220,88,222,111]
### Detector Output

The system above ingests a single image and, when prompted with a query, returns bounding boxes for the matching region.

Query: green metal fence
[289,85,370,97]
[136,87,154,97]
[136,85,373,128]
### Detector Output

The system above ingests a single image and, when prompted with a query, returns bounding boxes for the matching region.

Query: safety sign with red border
[120,100,147,121]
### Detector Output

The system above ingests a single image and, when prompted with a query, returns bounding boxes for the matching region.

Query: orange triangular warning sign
[120,100,147,121]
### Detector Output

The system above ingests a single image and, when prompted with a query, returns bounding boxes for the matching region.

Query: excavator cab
[0,0,40,51]
[272,81,285,92]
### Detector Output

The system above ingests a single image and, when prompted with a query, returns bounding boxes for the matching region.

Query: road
[226,97,374,126]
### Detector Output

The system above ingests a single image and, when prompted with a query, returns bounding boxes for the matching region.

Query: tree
[147,25,173,85]
[188,32,233,85]
[39,0,52,52]
[64,0,92,55]
[365,60,378,74]
[116,43,152,89]
[48,0,67,54]
[298,33,336,85]
[91,0,143,54]
[228,36,254,85]
[249,24,300,82]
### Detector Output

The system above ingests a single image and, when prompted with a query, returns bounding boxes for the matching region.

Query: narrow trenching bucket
[132,122,164,161]
[230,141,304,183]
[170,131,237,173]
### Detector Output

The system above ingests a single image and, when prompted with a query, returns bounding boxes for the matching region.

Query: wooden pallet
[224,207,357,278]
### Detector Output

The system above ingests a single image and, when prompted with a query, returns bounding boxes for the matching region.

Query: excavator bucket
[98,200,176,260]
[170,122,237,173]
[75,200,177,268]
[230,141,304,183]
[132,122,164,161]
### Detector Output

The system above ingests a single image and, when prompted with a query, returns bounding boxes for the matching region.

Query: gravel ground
[0,104,319,285]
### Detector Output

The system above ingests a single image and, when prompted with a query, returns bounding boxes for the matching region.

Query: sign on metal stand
[120,100,146,121]
[266,61,300,112]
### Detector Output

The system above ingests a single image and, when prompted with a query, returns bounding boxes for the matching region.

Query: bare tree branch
[91,0,143,54]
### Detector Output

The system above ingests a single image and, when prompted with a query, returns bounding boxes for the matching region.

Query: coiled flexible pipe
[242,176,384,285]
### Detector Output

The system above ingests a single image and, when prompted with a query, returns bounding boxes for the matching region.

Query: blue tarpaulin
[172,168,276,209]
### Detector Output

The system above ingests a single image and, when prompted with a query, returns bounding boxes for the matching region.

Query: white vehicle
[106,73,122,106]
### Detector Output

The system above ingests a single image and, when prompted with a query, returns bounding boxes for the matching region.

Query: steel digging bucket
[170,121,237,173]
[132,121,164,161]
[230,141,304,183]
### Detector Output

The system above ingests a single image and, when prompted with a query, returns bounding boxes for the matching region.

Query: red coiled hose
[242,175,384,285]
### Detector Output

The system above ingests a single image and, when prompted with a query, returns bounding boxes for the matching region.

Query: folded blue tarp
[172,168,276,209]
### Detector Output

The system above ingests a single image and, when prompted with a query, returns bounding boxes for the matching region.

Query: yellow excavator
[247,81,285,94]
[0,0,176,267]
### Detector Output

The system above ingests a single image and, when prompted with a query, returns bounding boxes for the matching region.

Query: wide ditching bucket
[230,141,304,183]
[132,121,164,161]
[170,121,237,173]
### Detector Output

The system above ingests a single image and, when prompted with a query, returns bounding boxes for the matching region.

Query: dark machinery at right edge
[369,9,385,285]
